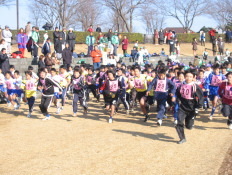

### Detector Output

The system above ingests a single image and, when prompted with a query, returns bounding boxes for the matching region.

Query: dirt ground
[0,97,232,175]
[12,42,232,58]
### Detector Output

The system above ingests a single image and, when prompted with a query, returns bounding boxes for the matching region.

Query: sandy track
[0,98,231,175]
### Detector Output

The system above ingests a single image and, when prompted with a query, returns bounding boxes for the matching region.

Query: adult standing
[164,30,168,44]
[43,31,49,45]
[208,28,216,43]
[67,28,76,52]
[91,45,102,70]
[54,37,63,59]
[25,22,32,36]
[192,38,198,56]
[96,25,102,33]
[62,43,72,69]
[218,37,225,56]
[122,35,129,55]
[212,38,217,56]
[42,38,51,56]
[53,27,60,49]
[0,48,10,74]
[87,25,94,33]
[107,29,113,42]
[226,29,231,43]
[111,32,119,56]
[86,32,96,56]
[60,27,67,50]
[2,26,12,54]
[159,29,164,45]
[31,27,40,62]
[167,30,173,45]
[154,29,159,45]
[17,28,28,58]
[200,31,205,46]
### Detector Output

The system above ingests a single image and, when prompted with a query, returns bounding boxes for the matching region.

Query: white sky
[0,0,219,33]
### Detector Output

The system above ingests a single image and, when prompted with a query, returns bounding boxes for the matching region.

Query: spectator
[192,38,198,56]
[96,25,102,33]
[130,47,138,62]
[62,43,73,69]
[44,53,55,71]
[86,32,96,56]
[2,26,12,53]
[134,40,139,49]
[169,37,175,55]
[226,29,231,43]
[159,29,164,45]
[208,28,216,43]
[17,28,28,58]
[107,29,113,42]
[31,27,40,61]
[0,48,10,74]
[53,27,60,48]
[212,37,217,56]
[0,39,7,51]
[87,25,94,32]
[55,37,63,59]
[60,27,67,50]
[218,37,225,56]
[38,55,45,70]
[154,29,159,45]
[200,31,205,46]
[97,32,104,43]
[25,22,32,36]
[91,45,102,70]
[43,31,48,45]
[122,35,129,55]
[67,28,76,52]
[42,38,51,56]
[164,30,168,44]
[111,32,119,56]
[167,30,173,44]
[0,27,2,41]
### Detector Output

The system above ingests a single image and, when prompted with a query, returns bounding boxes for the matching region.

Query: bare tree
[140,4,165,34]
[103,0,150,32]
[208,0,232,31]
[34,0,79,28]
[0,0,14,6]
[157,0,208,31]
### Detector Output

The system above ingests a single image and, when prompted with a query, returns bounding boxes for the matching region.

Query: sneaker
[144,114,150,122]
[209,115,213,121]
[109,117,113,123]
[61,106,64,110]
[42,115,50,121]
[56,108,61,114]
[7,102,12,107]
[157,119,162,126]
[27,113,31,118]
[73,113,77,117]
[174,119,178,125]
[84,108,88,114]
[177,139,186,144]
[228,124,232,130]
[14,104,18,110]
[126,110,130,115]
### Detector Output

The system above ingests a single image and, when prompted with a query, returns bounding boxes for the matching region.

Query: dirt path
[0,99,231,175]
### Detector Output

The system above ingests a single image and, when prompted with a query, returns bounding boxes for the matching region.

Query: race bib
[26,81,35,90]
[175,81,182,89]
[155,79,166,92]
[180,84,193,99]
[134,78,145,89]
[109,80,118,92]
[73,78,81,90]
[211,75,222,86]
[87,76,93,84]
[5,81,15,89]
[224,85,232,99]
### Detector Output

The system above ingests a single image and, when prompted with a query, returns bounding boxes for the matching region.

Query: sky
[0,0,219,33]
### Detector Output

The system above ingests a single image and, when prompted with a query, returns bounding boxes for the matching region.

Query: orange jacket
[91,50,102,63]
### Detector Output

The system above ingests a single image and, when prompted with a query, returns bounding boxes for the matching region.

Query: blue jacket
[204,73,226,90]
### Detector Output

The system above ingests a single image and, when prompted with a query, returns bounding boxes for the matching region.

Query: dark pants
[39,96,53,115]
[156,98,167,119]
[64,64,71,69]
[87,85,97,100]
[27,96,35,113]
[130,89,137,110]
[88,45,94,56]
[116,92,130,110]
[93,62,101,70]
[61,88,67,106]
[221,104,232,124]
[176,108,195,140]
[113,45,118,56]
[73,92,88,113]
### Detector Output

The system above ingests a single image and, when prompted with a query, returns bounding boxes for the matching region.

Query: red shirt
[218,82,232,105]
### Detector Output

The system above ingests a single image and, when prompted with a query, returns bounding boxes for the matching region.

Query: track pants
[221,104,232,125]
[73,93,88,113]
[27,96,35,113]
[39,95,53,115]
[130,89,137,110]
[61,88,67,106]
[87,85,97,100]
[176,108,195,140]
[116,92,130,110]
[156,98,167,119]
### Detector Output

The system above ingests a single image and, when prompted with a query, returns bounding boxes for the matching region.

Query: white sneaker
[14,104,18,110]
[42,117,50,121]
[56,108,61,114]
[109,118,113,123]
[73,113,77,117]
[209,115,213,121]
[126,110,130,115]
[229,124,232,130]
[157,119,162,126]
[7,103,11,107]
[27,113,31,118]
[174,119,178,125]
[61,106,64,110]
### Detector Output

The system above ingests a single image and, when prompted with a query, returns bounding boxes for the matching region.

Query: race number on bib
[134,79,145,89]
[224,86,232,99]
[180,84,193,99]
[109,80,118,92]
[211,75,222,86]
[155,79,166,92]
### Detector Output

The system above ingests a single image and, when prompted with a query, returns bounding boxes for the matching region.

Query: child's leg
[211,95,218,116]
[156,98,166,119]
[39,96,53,116]
[27,96,35,113]
[175,109,187,142]
[121,93,130,110]
[61,88,67,107]
[72,93,79,114]
[185,112,195,130]
[173,101,179,120]
[140,96,147,115]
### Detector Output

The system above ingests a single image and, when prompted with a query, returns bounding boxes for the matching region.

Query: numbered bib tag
[211,75,222,86]
[6,81,15,89]
[109,80,118,92]
[224,85,232,99]
[73,78,81,90]
[26,81,35,90]
[180,84,193,99]
[134,79,145,89]
[87,76,93,83]
[155,79,166,92]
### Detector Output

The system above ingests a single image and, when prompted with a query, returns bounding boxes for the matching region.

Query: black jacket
[0,53,10,74]
[38,60,45,69]
[53,31,60,45]
[55,40,63,53]
[42,42,51,56]
[62,48,72,64]
[38,77,62,96]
